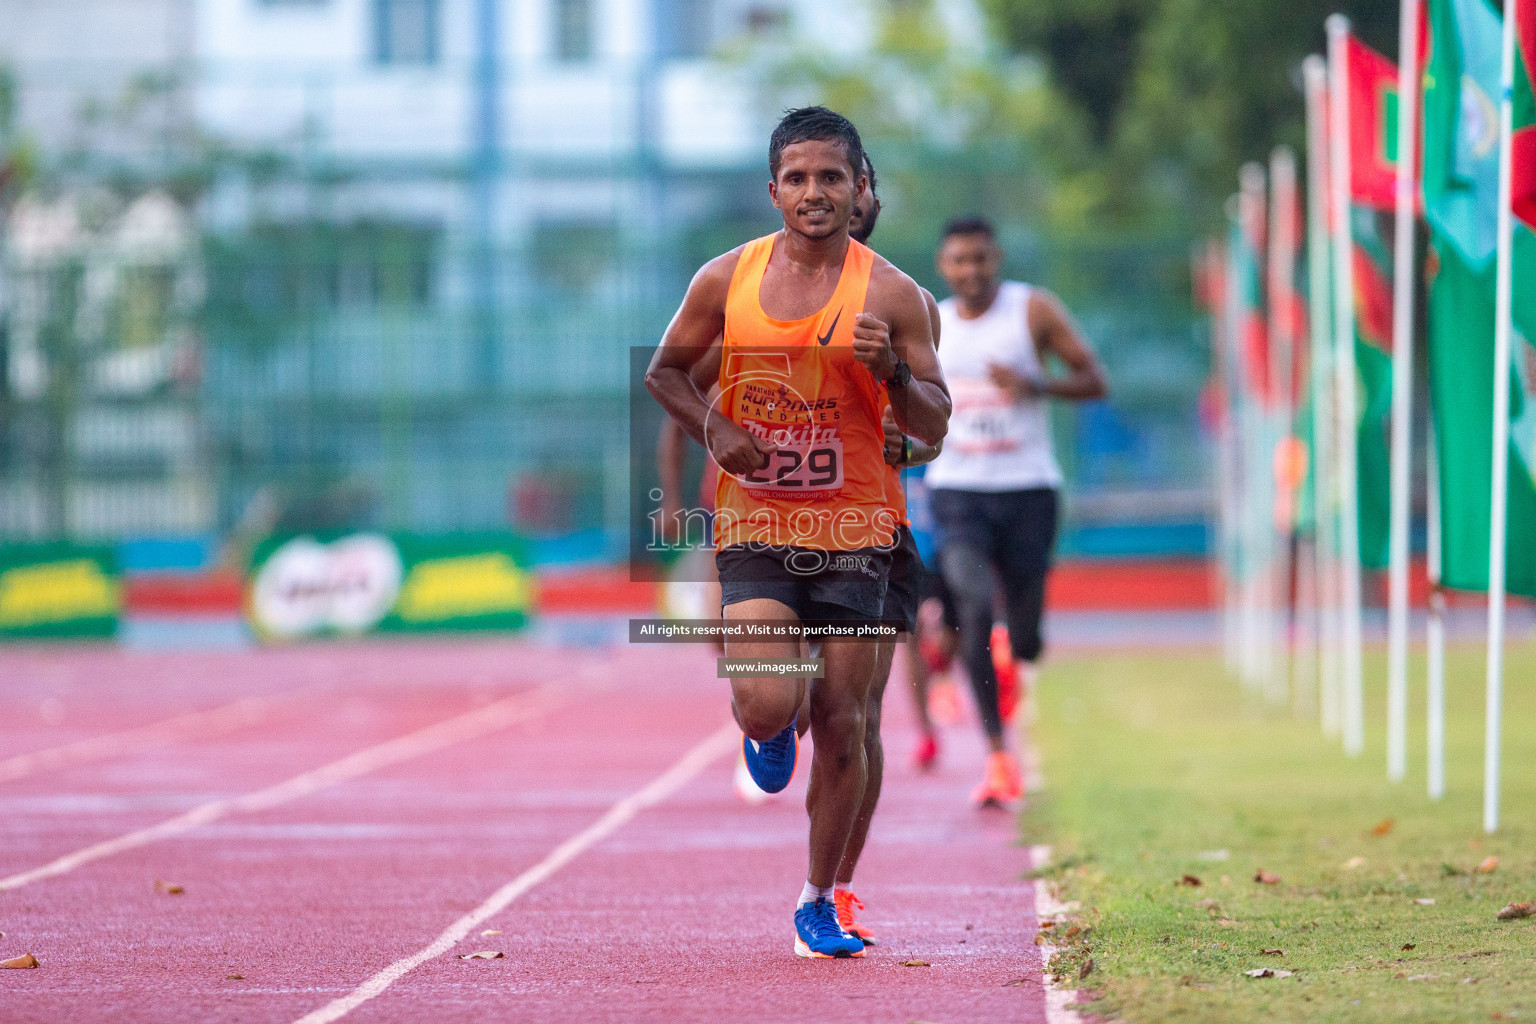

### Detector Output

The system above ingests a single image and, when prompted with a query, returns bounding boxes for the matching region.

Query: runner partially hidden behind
[926,216,1108,807]
[827,150,946,948]
[646,107,949,959]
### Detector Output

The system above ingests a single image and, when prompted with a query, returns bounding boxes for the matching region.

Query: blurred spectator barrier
[0,541,121,639]
[247,531,532,640]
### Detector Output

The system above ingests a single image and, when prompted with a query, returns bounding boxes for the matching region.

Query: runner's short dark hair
[769,106,866,181]
[940,216,996,242]
[852,153,881,243]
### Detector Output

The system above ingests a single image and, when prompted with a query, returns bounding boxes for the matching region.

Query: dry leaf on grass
[1254,869,1282,885]
[1496,902,1534,921]
[1,953,40,969]
[458,951,505,960]
[1078,959,1095,980]
[1414,898,1436,906]
[153,880,184,895]
[1034,933,1047,946]
[1064,924,1082,940]
[900,960,930,967]
[1476,856,1500,874]
[1402,943,1417,950]
[1261,948,1285,956]
[479,929,502,937]
[1177,874,1202,887]
[1371,819,1394,837]
[1244,968,1293,979]
[1343,857,1368,870]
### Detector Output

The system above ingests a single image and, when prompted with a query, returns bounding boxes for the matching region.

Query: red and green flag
[1348,34,1423,211]
[1516,0,1536,229]
[1351,206,1396,570]
[1234,197,1271,404]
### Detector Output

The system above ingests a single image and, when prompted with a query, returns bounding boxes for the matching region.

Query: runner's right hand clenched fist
[707,419,778,476]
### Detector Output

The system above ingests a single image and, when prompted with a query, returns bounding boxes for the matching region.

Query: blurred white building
[0,0,876,542]
[196,0,762,167]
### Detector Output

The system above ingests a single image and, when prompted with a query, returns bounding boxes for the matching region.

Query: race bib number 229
[740,434,844,495]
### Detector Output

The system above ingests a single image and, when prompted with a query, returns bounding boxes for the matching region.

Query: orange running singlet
[713,234,895,552]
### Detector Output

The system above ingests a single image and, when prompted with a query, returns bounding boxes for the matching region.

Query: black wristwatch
[885,359,912,388]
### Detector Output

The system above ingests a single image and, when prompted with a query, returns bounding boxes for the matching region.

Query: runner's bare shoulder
[864,254,932,332]
[683,247,749,311]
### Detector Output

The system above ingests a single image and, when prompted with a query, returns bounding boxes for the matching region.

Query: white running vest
[925,281,1063,492]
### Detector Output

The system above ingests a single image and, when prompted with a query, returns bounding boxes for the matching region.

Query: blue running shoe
[742,715,798,794]
[794,898,865,958]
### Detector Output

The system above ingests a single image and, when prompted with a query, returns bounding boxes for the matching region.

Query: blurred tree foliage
[979,0,1399,229]
[749,0,1400,237]
[741,1,1198,315]
[742,0,1107,247]
[0,66,39,206]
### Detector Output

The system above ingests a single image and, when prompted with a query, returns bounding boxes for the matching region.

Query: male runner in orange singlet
[646,107,948,959]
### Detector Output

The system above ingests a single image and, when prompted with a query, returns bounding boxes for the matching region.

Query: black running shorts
[879,526,923,633]
[716,543,892,623]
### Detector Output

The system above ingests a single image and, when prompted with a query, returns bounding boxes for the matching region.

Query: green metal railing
[1,167,1206,550]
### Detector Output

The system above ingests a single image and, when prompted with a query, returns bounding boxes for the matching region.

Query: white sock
[798,880,835,908]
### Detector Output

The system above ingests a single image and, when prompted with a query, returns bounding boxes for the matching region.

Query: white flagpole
[1304,54,1343,736]
[1241,164,1270,692]
[1212,236,1243,674]
[1386,0,1422,783]
[1483,0,1518,834]
[1427,420,1446,800]
[1223,197,1251,680]
[1328,14,1366,757]
[1269,146,1300,705]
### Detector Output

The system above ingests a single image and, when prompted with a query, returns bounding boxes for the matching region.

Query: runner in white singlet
[926,216,1108,807]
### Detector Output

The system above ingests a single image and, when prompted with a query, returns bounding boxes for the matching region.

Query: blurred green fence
[0,170,1208,557]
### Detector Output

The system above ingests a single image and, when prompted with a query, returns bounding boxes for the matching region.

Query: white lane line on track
[290,720,739,1024]
[1030,844,1088,1024]
[0,687,324,784]
[0,687,558,893]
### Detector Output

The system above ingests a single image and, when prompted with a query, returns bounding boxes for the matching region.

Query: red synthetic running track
[0,638,1049,1023]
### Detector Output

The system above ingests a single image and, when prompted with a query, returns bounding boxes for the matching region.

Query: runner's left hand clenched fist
[881,406,905,466]
[852,313,898,382]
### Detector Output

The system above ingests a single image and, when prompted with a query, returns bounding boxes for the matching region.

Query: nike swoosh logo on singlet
[816,307,842,346]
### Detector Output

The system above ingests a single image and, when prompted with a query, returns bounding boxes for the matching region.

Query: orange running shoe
[991,624,1020,724]
[911,732,939,771]
[834,889,876,946]
[970,751,1024,807]
[917,601,954,673]
[928,676,962,725]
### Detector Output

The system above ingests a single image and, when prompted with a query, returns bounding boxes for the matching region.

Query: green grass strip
[1024,641,1536,1022]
